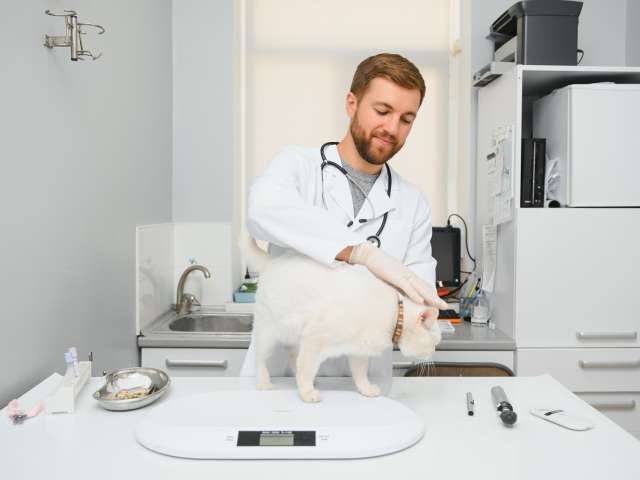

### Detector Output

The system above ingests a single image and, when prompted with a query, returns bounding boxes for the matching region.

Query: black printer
[489,0,583,65]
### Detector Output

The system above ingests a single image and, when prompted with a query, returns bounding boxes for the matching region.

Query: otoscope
[491,386,518,426]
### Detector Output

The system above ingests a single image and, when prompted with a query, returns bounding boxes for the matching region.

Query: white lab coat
[240,144,437,385]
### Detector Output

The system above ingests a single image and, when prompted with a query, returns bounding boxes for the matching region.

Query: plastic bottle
[471,290,493,324]
[64,351,75,379]
[68,347,79,376]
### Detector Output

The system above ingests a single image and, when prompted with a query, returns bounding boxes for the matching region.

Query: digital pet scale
[135,389,425,459]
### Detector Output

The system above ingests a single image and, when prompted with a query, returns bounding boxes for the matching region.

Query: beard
[350,113,403,166]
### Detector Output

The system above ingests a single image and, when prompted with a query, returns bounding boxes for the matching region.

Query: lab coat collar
[323,144,394,226]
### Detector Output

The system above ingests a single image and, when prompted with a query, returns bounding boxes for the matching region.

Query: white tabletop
[2,374,640,479]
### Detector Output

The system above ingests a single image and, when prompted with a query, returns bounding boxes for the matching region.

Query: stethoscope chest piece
[366,235,381,248]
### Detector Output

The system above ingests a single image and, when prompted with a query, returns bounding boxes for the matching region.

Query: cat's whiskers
[414,359,435,377]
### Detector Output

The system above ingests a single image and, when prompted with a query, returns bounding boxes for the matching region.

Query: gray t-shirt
[341,161,380,217]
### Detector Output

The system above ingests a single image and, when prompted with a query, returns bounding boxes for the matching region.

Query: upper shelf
[518,65,640,96]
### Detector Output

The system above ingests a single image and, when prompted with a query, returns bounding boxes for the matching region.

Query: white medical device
[135,389,424,459]
[533,83,640,207]
[530,408,594,431]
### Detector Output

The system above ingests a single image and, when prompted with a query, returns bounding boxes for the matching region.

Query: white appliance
[135,389,424,459]
[533,83,640,207]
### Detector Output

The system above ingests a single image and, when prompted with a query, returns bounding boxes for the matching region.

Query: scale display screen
[237,431,316,447]
[260,432,294,446]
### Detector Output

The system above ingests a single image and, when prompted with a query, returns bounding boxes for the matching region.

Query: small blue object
[233,289,256,303]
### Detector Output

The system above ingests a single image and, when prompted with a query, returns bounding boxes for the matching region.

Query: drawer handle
[392,362,415,369]
[577,331,638,341]
[165,359,228,369]
[588,400,636,410]
[579,359,640,369]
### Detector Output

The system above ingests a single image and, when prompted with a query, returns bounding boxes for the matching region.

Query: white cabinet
[141,348,246,377]
[476,65,640,436]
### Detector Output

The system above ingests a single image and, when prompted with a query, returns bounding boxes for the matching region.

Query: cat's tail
[239,229,271,275]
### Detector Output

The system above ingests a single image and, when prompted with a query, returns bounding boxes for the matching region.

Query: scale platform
[135,389,425,459]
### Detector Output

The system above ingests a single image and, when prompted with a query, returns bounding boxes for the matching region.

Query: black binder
[521,138,546,207]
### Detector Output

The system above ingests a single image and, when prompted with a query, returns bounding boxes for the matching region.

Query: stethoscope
[320,141,391,248]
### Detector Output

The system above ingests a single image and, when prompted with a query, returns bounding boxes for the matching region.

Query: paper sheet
[482,224,497,293]
[486,126,515,225]
[438,320,455,334]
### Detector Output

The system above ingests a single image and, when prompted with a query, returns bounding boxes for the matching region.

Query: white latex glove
[349,242,448,310]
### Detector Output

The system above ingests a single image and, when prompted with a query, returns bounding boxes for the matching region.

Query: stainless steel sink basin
[168,313,253,333]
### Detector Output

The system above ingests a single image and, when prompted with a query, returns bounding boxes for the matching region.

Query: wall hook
[43,10,105,61]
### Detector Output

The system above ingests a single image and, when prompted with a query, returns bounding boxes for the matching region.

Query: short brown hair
[350,53,426,105]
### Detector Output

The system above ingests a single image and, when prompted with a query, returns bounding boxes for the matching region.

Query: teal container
[233,288,256,303]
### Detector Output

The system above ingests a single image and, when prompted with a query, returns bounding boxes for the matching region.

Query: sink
[168,313,253,333]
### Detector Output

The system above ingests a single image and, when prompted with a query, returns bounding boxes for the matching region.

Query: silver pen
[466,392,475,416]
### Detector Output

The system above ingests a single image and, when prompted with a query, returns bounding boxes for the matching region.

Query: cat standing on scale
[240,53,448,402]
[244,237,443,402]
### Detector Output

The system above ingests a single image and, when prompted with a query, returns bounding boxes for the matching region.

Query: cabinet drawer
[577,392,640,433]
[141,348,247,377]
[517,348,640,392]
[392,350,514,376]
[517,323,639,349]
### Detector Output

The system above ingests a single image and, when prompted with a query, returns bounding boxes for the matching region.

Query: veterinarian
[240,53,447,383]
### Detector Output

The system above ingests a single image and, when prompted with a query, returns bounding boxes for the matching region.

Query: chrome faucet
[176,265,211,315]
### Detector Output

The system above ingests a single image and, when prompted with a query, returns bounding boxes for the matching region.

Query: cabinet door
[515,209,640,348]
[141,348,247,377]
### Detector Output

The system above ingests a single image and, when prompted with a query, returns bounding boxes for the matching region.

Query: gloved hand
[349,242,448,309]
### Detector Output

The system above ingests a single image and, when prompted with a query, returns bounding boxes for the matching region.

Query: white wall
[0,0,173,404]
[172,0,234,223]
[628,0,640,66]
[578,0,628,66]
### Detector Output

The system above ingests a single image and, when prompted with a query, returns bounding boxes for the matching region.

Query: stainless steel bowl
[93,367,170,411]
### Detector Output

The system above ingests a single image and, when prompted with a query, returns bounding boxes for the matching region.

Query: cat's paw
[358,383,381,398]
[256,379,274,390]
[299,388,321,403]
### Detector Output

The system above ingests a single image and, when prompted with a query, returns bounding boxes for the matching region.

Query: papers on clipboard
[482,224,497,293]
[486,126,515,225]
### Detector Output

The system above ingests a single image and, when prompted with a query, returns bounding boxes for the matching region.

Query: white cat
[247,240,442,403]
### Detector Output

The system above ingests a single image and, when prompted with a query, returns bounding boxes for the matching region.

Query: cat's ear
[420,307,438,329]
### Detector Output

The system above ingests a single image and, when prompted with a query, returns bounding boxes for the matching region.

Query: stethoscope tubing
[320,141,391,248]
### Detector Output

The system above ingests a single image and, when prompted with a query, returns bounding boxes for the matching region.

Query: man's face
[347,76,421,166]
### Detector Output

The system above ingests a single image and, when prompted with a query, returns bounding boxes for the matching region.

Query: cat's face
[396,298,442,359]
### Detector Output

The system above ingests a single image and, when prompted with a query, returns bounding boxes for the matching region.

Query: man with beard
[241,53,446,380]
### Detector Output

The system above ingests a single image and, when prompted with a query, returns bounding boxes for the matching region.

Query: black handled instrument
[491,386,518,426]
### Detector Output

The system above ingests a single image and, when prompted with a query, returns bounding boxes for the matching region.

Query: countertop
[2,375,639,479]
[138,307,516,351]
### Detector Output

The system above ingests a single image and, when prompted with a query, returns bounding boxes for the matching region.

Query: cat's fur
[246,239,442,403]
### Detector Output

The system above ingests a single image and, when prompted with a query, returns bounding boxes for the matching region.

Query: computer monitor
[431,226,461,288]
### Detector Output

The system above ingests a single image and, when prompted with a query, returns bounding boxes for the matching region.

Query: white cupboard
[476,65,640,436]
